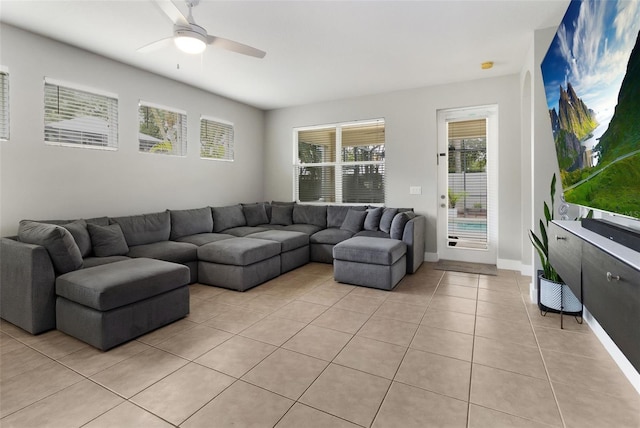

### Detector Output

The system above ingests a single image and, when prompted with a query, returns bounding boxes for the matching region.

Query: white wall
[0,24,265,236]
[264,75,524,269]
[520,26,561,285]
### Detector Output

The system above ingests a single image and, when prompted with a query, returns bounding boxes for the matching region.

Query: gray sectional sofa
[0,201,425,347]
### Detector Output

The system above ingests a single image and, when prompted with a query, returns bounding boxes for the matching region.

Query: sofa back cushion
[169,207,213,240]
[293,204,327,228]
[270,205,293,226]
[340,209,367,233]
[212,204,247,232]
[87,223,129,257]
[379,208,398,234]
[390,211,416,240]
[18,220,83,274]
[364,207,384,231]
[242,203,270,226]
[110,211,171,246]
[62,219,92,258]
[327,205,366,228]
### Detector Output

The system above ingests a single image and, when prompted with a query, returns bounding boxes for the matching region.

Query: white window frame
[138,101,187,157]
[293,118,386,205]
[0,67,9,141]
[44,78,118,150]
[200,115,234,161]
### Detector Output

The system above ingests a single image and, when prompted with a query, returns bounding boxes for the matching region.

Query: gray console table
[549,220,640,373]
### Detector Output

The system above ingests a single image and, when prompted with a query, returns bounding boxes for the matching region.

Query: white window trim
[293,118,386,204]
[138,100,187,116]
[44,77,118,100]
[0,66,9,141]
[44,77,119,151]
[200,115,234,162]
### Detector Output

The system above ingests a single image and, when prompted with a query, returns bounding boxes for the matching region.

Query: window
[294,119,385,204]
[44,78,118,149]
[138,102,187,156]
[200,116,234,161]
[0,69,8,141]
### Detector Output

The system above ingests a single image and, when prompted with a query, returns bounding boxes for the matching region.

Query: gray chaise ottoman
[333,237,407,290]
[55,258,190,351]
[198,237,281,291]
[247,230,309,273]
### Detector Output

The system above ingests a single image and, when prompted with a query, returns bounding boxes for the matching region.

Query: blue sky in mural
[541,0,640,126]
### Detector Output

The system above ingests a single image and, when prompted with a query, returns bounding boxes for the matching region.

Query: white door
[436,105,498,264]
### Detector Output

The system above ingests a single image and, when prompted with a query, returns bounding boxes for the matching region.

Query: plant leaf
[550,173,556,218]
[540,219,548,255]
[544,202,551,225]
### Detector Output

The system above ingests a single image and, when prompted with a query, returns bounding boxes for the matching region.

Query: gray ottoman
[333,237,407,290]
[198,237,281,291]
[248,230,309,273]
[55,258,190,351]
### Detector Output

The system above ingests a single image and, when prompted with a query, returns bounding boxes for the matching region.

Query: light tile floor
[1,262,639,427]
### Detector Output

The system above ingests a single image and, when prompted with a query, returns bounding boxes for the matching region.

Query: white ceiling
[0,0,570,110]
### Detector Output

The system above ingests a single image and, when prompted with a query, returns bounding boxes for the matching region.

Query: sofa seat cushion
[223,226,269,237]
[310,228,354,245]
[333,237,406,266]
[248,230,309,252]
[56,258,190,311]
[258,224,286,230]
[82,256,130,268]
[283,224,322,235]
[126,241,198,264]
[198,238,280,266]
[175,233,235,246]
[354,230,391,239]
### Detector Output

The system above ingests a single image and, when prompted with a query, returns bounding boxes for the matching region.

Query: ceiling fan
[138,0,266,58]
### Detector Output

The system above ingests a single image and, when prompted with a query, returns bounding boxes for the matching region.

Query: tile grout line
[522,284,568,428]
[465,273,480,428]
[368,268,445,427]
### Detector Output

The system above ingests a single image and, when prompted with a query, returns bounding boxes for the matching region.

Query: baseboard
[496,258,521,272]
[519,264,533,277]
[583,306,640,395]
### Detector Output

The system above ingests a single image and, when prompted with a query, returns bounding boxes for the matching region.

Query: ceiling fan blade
[207,35,266,59]
[137,37,174,53]
[153,0,189,27]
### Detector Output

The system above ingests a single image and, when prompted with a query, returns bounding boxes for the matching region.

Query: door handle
[606,272,621,282]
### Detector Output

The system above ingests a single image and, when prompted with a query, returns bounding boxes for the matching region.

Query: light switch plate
[409,186,422,195]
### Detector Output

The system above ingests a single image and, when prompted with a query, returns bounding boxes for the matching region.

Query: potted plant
[448,189,465,218]
[529,174,582,325]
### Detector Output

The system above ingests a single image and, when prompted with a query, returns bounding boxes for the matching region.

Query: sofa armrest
[402,215,426,274]
[1,237,57,334]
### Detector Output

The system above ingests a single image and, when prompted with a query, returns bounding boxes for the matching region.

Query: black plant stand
[537,270,582,329]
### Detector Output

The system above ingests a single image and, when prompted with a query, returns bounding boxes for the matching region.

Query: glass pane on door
[447,119,488,249]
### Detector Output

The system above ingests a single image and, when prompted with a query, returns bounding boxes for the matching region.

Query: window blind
[0,71,8,140]
[138,103,187,156]
[295,119,385,204]
[200,117,234,161]
[341,121,385,203]
[44,79,118,149]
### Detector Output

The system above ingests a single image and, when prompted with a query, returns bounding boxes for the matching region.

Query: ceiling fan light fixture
[174,34,206,54]
[174,27,207,54]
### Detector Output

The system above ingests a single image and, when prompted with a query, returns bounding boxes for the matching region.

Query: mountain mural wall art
[541,0,640,219]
